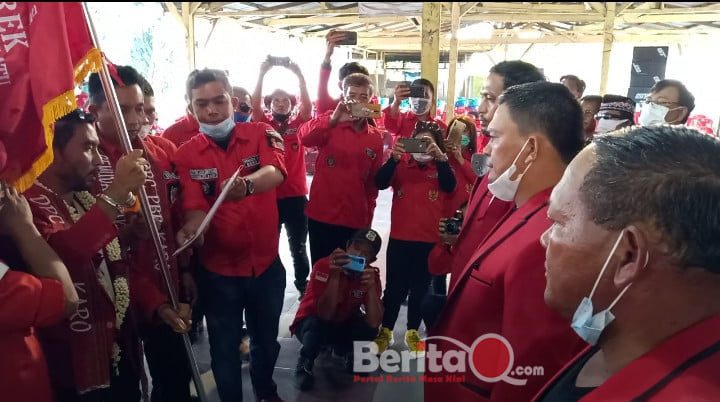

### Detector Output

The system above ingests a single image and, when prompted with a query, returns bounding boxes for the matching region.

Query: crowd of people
[1,28,718,402]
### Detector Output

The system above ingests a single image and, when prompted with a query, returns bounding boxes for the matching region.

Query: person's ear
[524,136,539,164]
[613,226,650,289]
[230,96,239,110]
[667,106,688,124]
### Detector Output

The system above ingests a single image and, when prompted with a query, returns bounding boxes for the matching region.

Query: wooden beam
[421,3,441,97]
[181,3,196,70]
[462,13,605,23]
[617,12,720,23]
[588,2,605,14]
[460,2,480,17]
[190,2,202,15]
[600,2,616,95]
[195,7,359,16]
[264,16,408,26]
[617,2,635,15]
[445,2,461,123]
[164,2,183,25]
[207,2,235,13]
[476,3,589,12]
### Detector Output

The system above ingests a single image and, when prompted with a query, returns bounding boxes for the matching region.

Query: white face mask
[595,118,629,134]
[412,153,433,163]
[638,102,669,126]
[571,232,642,346]
[410,98,432,115]
[199,116,235,140]
[487,139,533,202]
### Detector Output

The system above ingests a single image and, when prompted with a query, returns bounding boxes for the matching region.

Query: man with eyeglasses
[594,95,635,135]
[638,79,695,126]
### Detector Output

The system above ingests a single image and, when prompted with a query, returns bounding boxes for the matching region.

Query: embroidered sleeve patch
[315,271,329,283]
[266,129,285,151]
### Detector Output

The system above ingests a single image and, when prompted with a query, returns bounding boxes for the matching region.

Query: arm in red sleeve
[382,106,401,136]
[316,64,336,114]
[365,138,383,224]
[256,123,288,180]
[428,243,454,276]
[129,267,168,322]
[0,271,65,331]
[493,233,584,402]
[299,115,333,148]
[35,206,118,267]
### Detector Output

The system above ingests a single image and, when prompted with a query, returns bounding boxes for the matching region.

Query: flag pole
[80,4,208,401]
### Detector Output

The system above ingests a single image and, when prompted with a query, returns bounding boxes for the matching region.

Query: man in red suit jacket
[426,82,586,402]
[534,125,720,401]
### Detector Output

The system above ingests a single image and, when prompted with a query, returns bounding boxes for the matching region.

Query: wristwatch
[243,178,255,197]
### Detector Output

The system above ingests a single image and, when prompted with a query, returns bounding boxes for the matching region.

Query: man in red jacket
[175,68,287,402]
[300,73,383,264]
[427,82,586,402]
[88,66,194,402]
[317,30,371,115]
[534,125,720,401]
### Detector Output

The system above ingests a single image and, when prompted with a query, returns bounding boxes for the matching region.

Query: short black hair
[138,75,154,98]
[581,125,720,273]
[53,109,96,150]
[342,73,374,95]
[185,68,232,102]
[560,74,586,96]
[498,81,584,164]
[232,86,252,102]
[581,95,602,105]
[490,60,546,90]
[339,62,369,81]
[412,78,436,99]
[88,65,144,105]
[650,79,695,123]
[413,121,446,153]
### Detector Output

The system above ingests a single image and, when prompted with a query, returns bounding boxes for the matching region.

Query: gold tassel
[13,48,103,192]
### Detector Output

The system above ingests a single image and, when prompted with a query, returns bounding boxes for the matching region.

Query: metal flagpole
[80,4,208,401]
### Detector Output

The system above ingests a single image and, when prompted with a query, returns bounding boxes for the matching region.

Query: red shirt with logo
[0,265,64,402]
[256,114,309,199]
[175,123,287,277]
[382,108,448,142]
[388,160,449,243]
[446,150,476,215]
[161,113,199,148]
[300,113,383,229]
[290,256,381,334]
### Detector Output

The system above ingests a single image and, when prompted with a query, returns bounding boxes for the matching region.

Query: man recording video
[289,229,384,391]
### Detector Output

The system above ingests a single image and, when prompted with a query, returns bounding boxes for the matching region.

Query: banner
[0,2,102,191]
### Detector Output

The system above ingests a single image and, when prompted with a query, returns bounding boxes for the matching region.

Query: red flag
[0,2,101,191]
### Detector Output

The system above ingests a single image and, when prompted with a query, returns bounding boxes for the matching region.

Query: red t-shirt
[161,113,200,148]
[0,264,65,402]
[257,114,309,199]
[382,108,448,142]
[300,113,384,229]
[389,160,449,243]
[175,123,288,277]
[290,257,381,334]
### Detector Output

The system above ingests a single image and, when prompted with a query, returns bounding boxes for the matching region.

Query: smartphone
[336,31,358,46]
[343,255,366,273]
[350,103,381,119]
[267,55,291,67]
[410,84,427,99]
[471,153,490,177]
[399,137,429,153]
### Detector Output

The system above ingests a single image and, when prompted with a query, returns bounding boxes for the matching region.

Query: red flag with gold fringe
[0,2,102,191]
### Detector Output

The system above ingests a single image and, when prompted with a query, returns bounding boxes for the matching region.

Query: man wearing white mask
[638,79,695,126]
[174,69,288,402]
[534,125,720,401]
[383,78,447,142]
[427,82,586,402]
[594,95,635,135]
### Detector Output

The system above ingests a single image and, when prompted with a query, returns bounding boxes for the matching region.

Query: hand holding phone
[410,85,427,99]
[349,103,381,119]
[335,31,358,46]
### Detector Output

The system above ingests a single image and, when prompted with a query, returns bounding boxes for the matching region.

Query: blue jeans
[199,259,286,401]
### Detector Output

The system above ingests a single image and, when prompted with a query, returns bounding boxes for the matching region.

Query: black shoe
[294,356,315,391]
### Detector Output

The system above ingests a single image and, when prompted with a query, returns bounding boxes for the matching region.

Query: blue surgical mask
[199,116,235,140]
[234,112,251,123]
[571,232,634,345]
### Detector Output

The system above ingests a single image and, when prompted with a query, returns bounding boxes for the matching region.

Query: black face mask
[272,112,290,123]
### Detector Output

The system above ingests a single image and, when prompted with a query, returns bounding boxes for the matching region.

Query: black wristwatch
[243,178,255,197]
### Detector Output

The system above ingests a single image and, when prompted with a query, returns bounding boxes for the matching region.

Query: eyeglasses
[643,98,680,108]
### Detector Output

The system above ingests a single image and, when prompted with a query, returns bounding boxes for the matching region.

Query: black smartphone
[410,84,427,98]
[267,55,291,67]
[399,138,429,153]
[336,31,358,46]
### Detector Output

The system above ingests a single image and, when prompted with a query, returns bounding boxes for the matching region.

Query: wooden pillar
[600,2,616,95]
[445,2,461,123]
[421,3,441,87]
[181,3,196,70]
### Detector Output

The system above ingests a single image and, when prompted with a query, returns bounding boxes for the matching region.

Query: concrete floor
[185,177,426,402]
